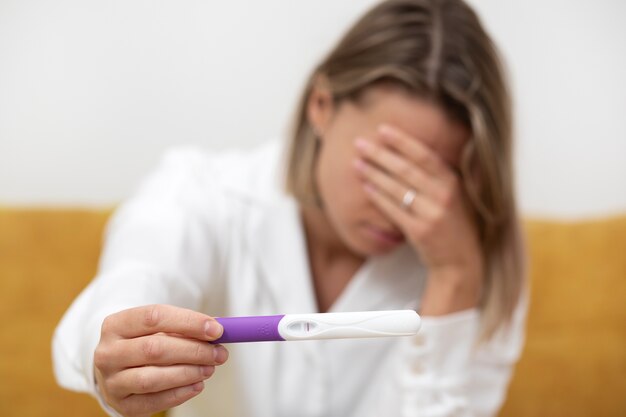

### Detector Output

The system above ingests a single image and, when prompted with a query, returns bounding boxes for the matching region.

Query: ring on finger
[400,189,417,211]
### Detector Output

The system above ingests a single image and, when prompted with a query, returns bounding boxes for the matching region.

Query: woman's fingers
[101,304,223,341]
[355,131,459,207]
[95,335,229,371]
[94,305,229,416]
[106,364,215,396]
[352,125,466,249]
[115,381,205,417]
[355,137,441,198]
[361,181,422,235]
[377,124,451,180]
[353,158,438,219]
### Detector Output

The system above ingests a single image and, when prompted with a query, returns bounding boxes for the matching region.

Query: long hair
[285,0,525,339]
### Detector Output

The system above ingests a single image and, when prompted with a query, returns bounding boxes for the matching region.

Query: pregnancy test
[211,310,420,343]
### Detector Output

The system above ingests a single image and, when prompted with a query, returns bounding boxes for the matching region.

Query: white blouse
[53,140,527,417]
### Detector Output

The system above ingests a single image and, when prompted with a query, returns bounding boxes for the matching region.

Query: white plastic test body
[212,310,421,343]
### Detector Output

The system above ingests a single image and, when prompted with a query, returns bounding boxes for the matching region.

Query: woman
[53,0,527,416]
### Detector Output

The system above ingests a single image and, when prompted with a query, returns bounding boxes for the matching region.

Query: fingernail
[205,320,223,339]
[201,365,214,377]
[378,124,392,134]
[354,137,369,150]
[213,346,229,364]
[191,381,204,392]
[353,158,366,171]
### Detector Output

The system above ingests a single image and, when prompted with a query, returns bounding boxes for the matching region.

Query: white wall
[467,0,626,218]
[1,0,625,218]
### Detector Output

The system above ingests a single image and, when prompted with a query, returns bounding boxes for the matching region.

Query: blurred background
[1,0,625,216]
[1,0,624,416]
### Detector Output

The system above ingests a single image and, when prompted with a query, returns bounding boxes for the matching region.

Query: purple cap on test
[211,315,285,344]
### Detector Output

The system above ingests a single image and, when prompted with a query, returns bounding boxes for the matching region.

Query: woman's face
[308,83,469,257]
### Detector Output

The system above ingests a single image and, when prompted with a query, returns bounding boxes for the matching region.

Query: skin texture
[303,80,483,314]
[94,305,228,417]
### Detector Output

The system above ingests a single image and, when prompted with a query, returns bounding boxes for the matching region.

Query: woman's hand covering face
[353,124,483,278]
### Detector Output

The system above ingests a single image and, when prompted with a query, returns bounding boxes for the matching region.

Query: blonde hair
[285,0,525,339]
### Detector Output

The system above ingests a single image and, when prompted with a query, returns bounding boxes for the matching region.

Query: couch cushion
[0,208,111,416]
[500,216,626,416]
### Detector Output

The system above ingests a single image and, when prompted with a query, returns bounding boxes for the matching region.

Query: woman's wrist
[419,265,483,316]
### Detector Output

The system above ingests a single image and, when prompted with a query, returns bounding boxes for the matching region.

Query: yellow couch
[1,208,625,416]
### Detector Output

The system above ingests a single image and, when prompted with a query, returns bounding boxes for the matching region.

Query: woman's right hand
[93,304,228,417]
